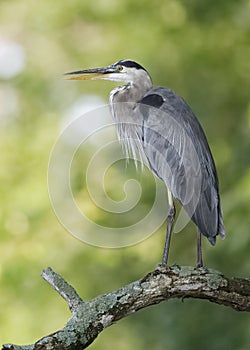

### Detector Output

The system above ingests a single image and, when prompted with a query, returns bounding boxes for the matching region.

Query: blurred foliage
[0,0,250,349]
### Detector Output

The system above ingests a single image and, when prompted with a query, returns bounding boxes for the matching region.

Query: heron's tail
[207,203,225,245]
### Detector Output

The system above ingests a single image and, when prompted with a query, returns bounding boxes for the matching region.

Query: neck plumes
[109,75,152,167]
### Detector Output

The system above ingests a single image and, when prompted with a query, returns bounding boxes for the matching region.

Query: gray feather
[139,87,225,242]
[109,68,225,244]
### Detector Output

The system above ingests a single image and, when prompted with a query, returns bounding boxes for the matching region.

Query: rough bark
[2,265,250,350]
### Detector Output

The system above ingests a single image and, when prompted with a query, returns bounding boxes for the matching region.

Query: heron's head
[64,59,152,87]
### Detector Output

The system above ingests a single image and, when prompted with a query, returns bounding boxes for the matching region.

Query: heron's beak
[64,66,117,80]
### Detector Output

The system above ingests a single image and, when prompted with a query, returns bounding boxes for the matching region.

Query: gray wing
[139,87,225,243]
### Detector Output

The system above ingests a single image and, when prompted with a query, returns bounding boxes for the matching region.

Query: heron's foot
[196,261,203,269]
[156,263,181,273]
[156,263,171,272]
[171,263,181,269]
[195,265,209,274]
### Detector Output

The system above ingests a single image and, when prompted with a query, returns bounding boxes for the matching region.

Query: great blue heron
[65,59,225,267]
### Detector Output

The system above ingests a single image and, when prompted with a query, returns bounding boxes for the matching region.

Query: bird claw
[156,263,171,272]
[195,265,209,274]
[156,263,181,274]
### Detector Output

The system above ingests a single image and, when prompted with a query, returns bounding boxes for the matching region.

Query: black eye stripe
[115,60,147,72]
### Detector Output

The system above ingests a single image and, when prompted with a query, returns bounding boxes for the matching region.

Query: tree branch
[2,266,250,350]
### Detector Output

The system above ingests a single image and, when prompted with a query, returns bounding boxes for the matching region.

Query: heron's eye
[117,65,123,72]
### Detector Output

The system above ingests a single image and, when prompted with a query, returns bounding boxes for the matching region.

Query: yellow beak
[64,66,117,80]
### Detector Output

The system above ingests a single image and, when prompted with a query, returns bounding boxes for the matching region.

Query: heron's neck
[111,79,152,105]
[109,75,152,123]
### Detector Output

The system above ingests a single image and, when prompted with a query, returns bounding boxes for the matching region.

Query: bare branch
[2,266,250,350]
[41,267,83,311]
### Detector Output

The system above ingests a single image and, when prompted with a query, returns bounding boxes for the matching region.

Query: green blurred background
[0,0,250,349]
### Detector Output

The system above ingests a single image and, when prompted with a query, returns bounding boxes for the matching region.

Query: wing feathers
[140,88,225,242]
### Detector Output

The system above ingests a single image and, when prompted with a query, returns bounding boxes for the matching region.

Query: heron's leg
[162,189,175,266]
[196,229,203,268]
